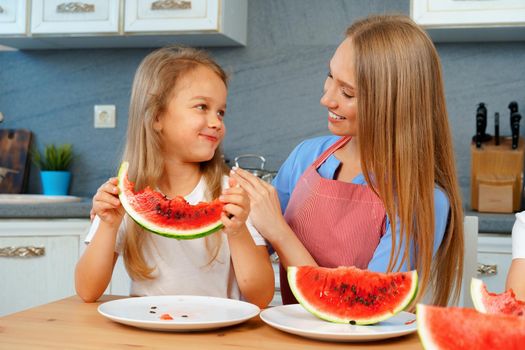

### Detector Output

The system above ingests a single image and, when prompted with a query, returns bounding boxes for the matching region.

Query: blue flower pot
[40,171,71,196]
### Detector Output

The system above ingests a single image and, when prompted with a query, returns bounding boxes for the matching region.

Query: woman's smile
[328,110,346,121]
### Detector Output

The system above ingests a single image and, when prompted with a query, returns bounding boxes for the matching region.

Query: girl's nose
[208,112,223,129]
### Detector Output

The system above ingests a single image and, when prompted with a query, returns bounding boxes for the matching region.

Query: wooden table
[0,295,423,349]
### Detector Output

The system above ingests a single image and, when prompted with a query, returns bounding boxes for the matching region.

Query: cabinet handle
[56,2,95,13]
[151,0,192,11]
[0,246,45,258]
[477,263,497,276]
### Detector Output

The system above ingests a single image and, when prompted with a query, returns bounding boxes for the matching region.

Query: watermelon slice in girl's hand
[117,161,224,240]
[417,304,525,350]
[287,266,418,325]
[471,278,525,317]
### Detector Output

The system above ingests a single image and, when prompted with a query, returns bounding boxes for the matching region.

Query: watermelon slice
[417,304,525,349]
[287,266,418,325]
[471,278,525,317]
[117,161,224,239]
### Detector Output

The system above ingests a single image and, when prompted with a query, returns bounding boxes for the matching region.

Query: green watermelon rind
[117,161,224,240]
[288,266,419,325]
[470,278,488,313]
[416,304,439,350]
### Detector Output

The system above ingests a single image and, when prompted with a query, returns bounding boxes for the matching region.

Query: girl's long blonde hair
[121,46,230,280]
[347,15,464,306]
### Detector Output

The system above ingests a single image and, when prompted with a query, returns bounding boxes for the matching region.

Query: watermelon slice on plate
[287,266,418,325]
[117,161,224,240]
[471,278,525,317]
[417,304,525,350]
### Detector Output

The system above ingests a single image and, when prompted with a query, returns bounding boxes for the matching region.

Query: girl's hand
[92,177,124,227]
[229,167,286,241]
[220,177,250,236]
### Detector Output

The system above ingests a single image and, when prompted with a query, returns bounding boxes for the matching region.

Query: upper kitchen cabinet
[0,0,27,35]
[31,0,120,34]
[0,0,247,49]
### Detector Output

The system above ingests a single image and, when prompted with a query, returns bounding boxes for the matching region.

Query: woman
[506,212,525,300]
[232,14,464,306]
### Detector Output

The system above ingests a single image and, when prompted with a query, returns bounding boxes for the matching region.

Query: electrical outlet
[94,105,116,128]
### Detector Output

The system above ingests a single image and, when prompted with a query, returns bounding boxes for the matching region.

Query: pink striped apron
[280,136,387,304]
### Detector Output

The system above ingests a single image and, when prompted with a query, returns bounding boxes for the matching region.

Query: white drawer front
[0,0,26,34]
[31,0,119,34]
[125,0,218,33]
[0,235,79,316]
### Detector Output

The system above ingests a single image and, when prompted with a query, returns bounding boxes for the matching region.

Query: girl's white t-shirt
[84,175,266,299]
[512,212,525,259]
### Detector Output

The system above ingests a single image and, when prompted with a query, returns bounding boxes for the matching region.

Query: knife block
[471,136,525,213]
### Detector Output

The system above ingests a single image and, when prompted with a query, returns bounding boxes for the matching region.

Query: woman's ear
[153,114,163,132]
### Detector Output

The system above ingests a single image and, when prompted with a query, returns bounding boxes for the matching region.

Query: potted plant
[32,144,74,196]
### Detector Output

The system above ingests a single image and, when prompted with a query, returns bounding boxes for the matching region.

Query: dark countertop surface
[0,197,92,219]
[0,197,517,233]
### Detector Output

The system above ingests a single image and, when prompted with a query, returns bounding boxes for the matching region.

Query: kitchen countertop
[0,295,422,349]
[0,197,517,233]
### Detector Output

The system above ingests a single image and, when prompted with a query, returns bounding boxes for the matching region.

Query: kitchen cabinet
[31,0,120,34]
[477,233,512,293]
[0,0,247,49]
[0,219,90,316]
[0,218,133,316]
[0,0,26,34]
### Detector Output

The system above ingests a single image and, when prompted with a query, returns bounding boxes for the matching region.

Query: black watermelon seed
[349,320,356,325]
[149,311,156,314]
[181,315,188,318]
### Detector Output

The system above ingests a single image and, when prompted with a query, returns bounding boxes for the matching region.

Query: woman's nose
[320,89,337,109]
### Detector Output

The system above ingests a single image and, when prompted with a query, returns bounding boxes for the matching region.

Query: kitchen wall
[1,0,524,203]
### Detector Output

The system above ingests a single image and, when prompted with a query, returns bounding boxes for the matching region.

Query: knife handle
[495,112,500,145]
[511,112,521,149]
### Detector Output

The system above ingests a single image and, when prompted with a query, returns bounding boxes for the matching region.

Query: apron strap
[312,136,351,168]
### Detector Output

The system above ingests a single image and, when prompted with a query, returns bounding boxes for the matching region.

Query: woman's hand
[220,177,250,236]
[92,177,125,227]
[229,167,286,241]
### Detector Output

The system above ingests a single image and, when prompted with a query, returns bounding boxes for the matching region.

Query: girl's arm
[506,213,525,300]
[226,226,274,308]
[75,220,119,302]
[230,168,318,269]
[220,177,274,308]
[75,177,124,302]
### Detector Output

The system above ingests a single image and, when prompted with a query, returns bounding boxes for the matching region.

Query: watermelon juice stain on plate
[98,295,260,332]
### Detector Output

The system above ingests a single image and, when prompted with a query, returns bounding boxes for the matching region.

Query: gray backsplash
[1,0,524,202]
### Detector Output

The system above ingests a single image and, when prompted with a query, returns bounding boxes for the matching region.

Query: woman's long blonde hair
[121,46,230,280]
[347,15,464,306]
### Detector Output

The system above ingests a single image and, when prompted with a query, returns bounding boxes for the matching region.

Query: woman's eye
[341,89,354,99]
[327,71,333,79]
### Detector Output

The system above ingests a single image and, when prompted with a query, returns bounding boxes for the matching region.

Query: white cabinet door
[31,0,120,34]
[477,234,513,294]
[124,0,218,32]
[0,219,90,316]
[0,0,27,34]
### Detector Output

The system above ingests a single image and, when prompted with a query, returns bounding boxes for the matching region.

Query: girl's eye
[217,110,225,118]
[196,104,207,111]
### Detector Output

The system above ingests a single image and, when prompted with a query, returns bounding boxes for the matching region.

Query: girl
[75,47,274,308]
[506,212,525,300]
[232,15,464,307]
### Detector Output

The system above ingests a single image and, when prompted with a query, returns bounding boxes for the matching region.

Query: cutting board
[0,129,32,194]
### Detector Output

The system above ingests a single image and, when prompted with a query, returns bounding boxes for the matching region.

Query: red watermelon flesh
[417,304,525,350]
[288,266,418,325]
[117,161,224,239]
[471,278,525,317]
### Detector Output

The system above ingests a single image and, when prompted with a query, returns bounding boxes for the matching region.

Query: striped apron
[280,136,387,304]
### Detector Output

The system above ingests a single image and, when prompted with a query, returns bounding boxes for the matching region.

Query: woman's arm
[367,187,450,272]
[227,226,275,308]
[230,168,318,269]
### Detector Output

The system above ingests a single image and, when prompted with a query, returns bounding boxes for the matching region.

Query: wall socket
[94,105,116,128]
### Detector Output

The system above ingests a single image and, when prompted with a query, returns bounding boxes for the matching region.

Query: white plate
[0,194,82,204]
[260,304,417,342]
[98,295,260,332]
